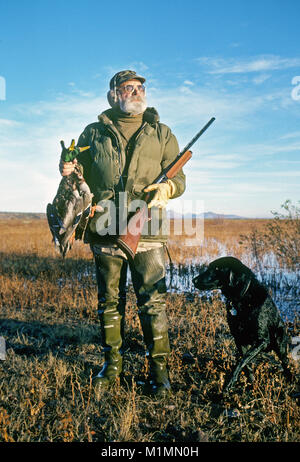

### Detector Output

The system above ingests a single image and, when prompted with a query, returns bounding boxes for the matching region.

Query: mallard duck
[47,140,93,257]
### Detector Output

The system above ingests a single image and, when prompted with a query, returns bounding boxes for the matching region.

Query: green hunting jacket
[76,107,186,243]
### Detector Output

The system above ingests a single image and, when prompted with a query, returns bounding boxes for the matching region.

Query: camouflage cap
[109,70,146,89]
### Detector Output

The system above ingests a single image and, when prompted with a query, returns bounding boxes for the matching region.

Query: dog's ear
[229,271,251,297]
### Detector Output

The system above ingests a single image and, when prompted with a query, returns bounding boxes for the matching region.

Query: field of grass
[0,216,299,443]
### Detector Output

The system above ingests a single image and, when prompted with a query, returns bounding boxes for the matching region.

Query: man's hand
[59,158,77,176]
[144,179,176,208]
[59,139,89,176]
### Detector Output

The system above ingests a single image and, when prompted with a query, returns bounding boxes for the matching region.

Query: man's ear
[229,271,251,297]
[107,90,119,107]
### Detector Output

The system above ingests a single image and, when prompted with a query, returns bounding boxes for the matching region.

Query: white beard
[118,94,147,115]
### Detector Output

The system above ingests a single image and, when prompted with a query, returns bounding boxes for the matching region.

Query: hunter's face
[117,79,145,100]
[117,79,147,114]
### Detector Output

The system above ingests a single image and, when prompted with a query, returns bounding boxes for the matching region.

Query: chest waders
[92,245,171,398]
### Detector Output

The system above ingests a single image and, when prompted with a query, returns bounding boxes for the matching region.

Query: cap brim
[118,74,146,86]
[135,75,146,84]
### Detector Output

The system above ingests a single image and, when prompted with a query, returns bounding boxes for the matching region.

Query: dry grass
[168,218,271,264]
[0,216,299,443]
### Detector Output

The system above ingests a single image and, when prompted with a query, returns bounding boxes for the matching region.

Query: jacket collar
[98,107,160,127]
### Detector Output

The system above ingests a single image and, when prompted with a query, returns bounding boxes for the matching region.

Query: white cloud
[149,87,271,134]
[197,55,300,74]
[0,118,21,128]
[279,131,300,140]
[252,73,271,85]
[237,140,300,158]
[188,156,241,170]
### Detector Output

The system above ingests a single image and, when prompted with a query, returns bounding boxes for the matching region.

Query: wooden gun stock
[164,150,192,179]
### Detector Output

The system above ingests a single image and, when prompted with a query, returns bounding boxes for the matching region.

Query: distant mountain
[0,212,46,220]
[0,210,246,221]
[167,210,245,219]
[203,211,245,219]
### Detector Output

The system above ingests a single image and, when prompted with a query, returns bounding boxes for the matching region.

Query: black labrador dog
[193,256,293,391]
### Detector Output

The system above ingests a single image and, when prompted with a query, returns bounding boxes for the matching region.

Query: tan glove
[144,179,177,209]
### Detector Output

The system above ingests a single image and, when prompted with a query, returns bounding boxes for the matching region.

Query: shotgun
[116,117,216,259]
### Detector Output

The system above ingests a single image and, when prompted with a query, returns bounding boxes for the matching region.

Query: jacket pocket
[93,188,115,203]
[131,183,146,198]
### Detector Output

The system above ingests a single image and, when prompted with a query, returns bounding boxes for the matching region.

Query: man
[60,70,186,398]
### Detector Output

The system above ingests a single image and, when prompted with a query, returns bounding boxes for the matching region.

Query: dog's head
[193,256,252,298]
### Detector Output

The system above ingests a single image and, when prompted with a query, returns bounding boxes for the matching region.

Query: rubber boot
[139,307,172,398]
[130,246,171,399]
[92,306,123,390]
[92,252,128,391]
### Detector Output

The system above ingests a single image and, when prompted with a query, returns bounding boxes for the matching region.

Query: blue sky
[0,0,300,218]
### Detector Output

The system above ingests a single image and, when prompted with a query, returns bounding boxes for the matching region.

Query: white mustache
[119,94,147,114]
